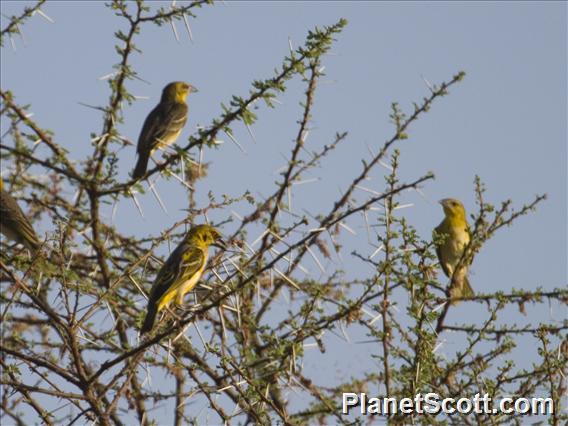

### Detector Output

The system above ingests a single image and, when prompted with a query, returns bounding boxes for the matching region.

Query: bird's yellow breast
[175,260,207,305]
[437,219,469,275]
[152,128,183,153]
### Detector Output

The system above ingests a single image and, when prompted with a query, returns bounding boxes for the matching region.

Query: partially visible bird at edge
[0,180,41,253]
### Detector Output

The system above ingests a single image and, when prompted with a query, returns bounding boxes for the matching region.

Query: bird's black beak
[190,86,199,94]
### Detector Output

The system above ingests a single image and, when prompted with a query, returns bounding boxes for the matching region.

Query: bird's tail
[449,273,474,305]
[141,303,157,334]
[133,153,149,180]
[461,276,474,299]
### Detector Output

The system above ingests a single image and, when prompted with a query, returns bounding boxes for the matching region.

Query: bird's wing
[176,246,206,285]
[137,102,188,154]
[148,242,204,306]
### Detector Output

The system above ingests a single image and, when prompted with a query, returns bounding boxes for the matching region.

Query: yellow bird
[0,180,40,253]
[433,198,474,303]
[132,81,197,180]
[141,224,224,334]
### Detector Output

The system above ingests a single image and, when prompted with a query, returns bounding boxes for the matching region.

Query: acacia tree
[1,2,566,425]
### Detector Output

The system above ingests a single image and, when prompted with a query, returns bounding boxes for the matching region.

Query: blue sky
[1,1,566,422]
[2,0,564,308]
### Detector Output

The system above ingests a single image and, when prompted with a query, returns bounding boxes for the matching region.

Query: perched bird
[132,81,197,179]
[433,198,474,303]
[0,180,41,253]
[141,224,224,334]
